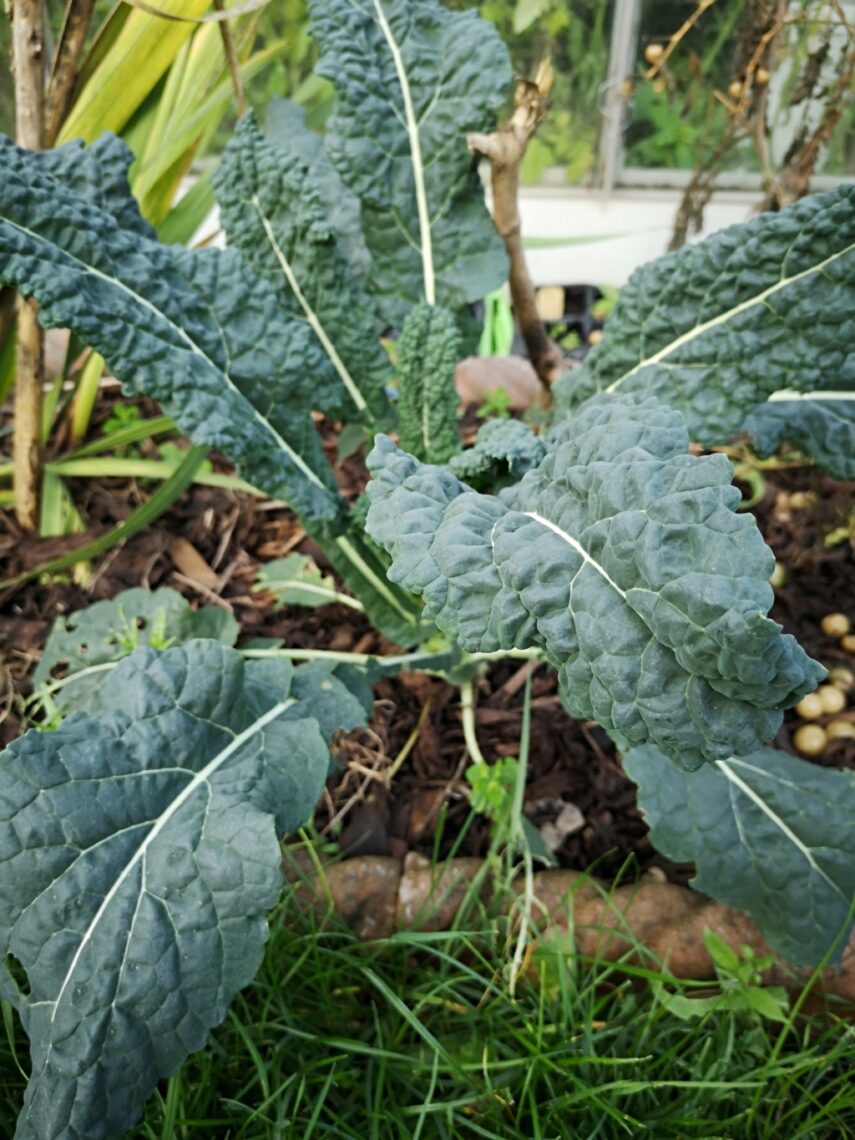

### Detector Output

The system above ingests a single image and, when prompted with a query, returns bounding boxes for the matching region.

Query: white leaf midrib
[48,697,295,1023]
[767,389,855,403]
[371,0,436,305]
[250,197,369,414]
[523,511,628,599]
[605,238,855,392]
[715,757,844,897]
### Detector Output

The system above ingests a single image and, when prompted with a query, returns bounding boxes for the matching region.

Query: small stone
[540,802,586,852]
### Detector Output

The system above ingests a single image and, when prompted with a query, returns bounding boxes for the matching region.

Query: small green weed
[476,387,513,420]
[653,930,789,1023]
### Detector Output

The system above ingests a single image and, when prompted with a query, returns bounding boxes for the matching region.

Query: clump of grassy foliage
[1,852,850,1140]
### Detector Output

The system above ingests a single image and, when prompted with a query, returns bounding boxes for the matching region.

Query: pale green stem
[30,660,120,700]
[257,581,364,613]
[509,843,535,999]
[38,646,547,706]
[333,535,418,624]
[459,679,488,767]
[508,671,535,997]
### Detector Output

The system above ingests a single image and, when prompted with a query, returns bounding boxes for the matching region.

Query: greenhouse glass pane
[625,0,751,174]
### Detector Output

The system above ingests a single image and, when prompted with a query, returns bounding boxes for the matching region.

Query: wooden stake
[11,0,45,531]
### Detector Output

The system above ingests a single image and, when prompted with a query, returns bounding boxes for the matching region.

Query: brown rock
[455,355,545,410]
[397,853,490,931]
[290,856,402,940]
[287,854,855,1010]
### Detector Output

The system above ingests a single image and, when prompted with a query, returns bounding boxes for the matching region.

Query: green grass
[2,873,852,1140]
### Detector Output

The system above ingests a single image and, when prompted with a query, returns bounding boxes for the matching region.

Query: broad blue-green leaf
[172,245,337,483]
[265,97,373,282]
[32,588,238,717]
[553,185,855,467]
[448,417,547,484]
[215,116,392,424]
[289,660,375,749]
[33,135,155,239]
[0,133,342,524]
[366,395,824,769]
[625,744,855,966]
[0,640,364,1140]
[307,0,512,322]
[741,397,855,480]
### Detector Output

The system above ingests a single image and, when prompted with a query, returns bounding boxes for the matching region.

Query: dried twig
[645,0,721,81]
[758,37,855,210]
[668,0,786,250]
[468,60,564,396]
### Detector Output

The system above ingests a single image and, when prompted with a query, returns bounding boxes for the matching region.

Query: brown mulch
[1,410,854,889]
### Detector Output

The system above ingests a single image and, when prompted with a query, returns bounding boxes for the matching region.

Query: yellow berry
[795,692,824,720]
[821,612,851,637]
[828,667,855,691]
[644,43,665,65]
[788,491,815,510]
[817,685,846,715]
[728,80,744,101]
[842,634,855,654]
[769,562,788,589]
[755,67,771,86]
[793,724,827,756]
[826,720,855,741]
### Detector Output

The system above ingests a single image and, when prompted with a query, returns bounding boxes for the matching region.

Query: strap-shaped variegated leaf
[554,185,855,466]
[741,397,855,481]
[0,133,341,523]
[215,116,392,424]
[0,640,365,1140]
[625,744,855,966]
[366,395,824,769]
[307,0,511,322]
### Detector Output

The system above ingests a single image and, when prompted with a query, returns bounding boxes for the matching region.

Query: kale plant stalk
[0,1,853,1136]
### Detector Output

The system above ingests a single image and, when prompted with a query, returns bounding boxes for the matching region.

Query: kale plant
[0,0,853,1135]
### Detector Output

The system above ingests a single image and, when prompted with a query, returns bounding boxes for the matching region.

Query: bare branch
[468,60,564,397]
